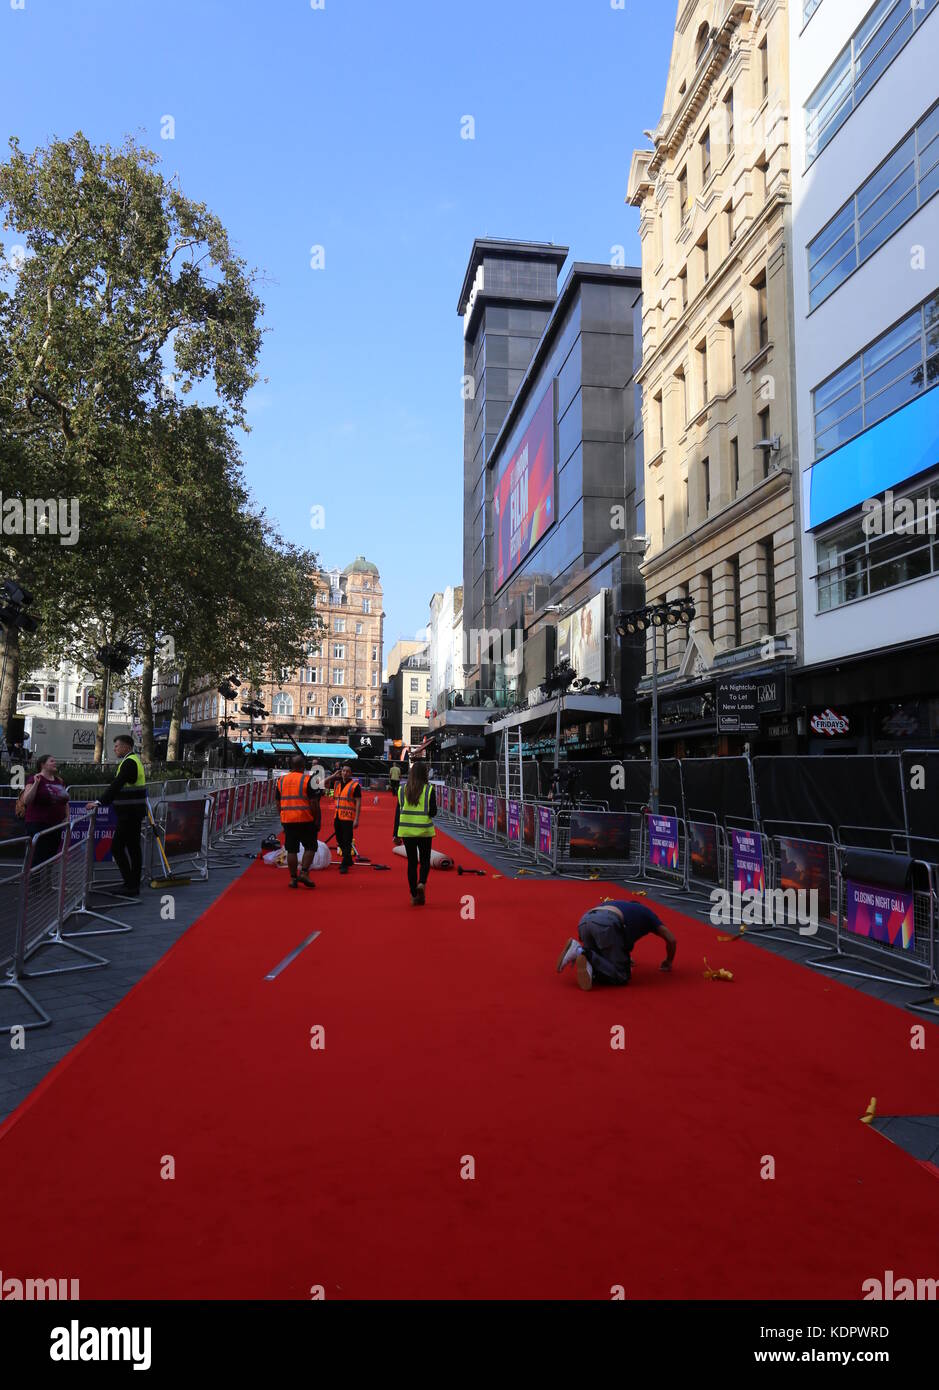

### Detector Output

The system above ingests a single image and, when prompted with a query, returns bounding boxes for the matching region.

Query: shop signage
[717,675,784,734]
[810,708,850,737]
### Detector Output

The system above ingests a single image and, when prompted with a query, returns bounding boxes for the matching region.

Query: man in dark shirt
[86,734,147,897]
[557,900,677,990]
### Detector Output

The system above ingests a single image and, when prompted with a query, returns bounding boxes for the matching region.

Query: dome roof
[342,555,379,576]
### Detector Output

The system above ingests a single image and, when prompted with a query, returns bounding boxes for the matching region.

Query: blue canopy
[248,741,357,759]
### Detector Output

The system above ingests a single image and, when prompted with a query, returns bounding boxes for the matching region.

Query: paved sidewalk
[0,813,280,1124]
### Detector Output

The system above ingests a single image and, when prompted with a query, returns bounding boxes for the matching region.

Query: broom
[146,799,192,888]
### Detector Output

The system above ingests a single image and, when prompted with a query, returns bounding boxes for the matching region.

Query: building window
[362,598,371,613]
[697,338,708,407]
[371,645,378,661]
[812,289,939,458]
[731,436,739,495]
[328,695,348,718]
[333,644,345,659]
[700,126,711,184]
[761,539,776,634]
[695,20,710,65]
[409,701,419,716]
[653,390,664,452]
[659,495,666,544]
[808,106,938,311]
[759,37,768,101]
[683,476,689,525]
[754,271,769,348]
[816,477,939,611]
[730,557,742,646]
[20,685,41,704]
[271,692,293,716]
[679,265,688,311]
[706,569,715,640]
[698,232,709,284]
[757,407,772,477]
[356,693,364,704]
[702,457,711,514]
[355,622,363,635]
[409,677,418,692]
[334,618,345,632]
[724,87,734,154]
[805,0,935,165]
[675,366,688,426]
[724,199,734,248]
[678,166,689,223]
[804,0,823,21]
[755,154,769,206]
[333,669,344,685]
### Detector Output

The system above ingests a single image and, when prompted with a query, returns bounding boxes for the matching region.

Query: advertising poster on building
[215,787,230,832]
[845,879,914,952]
[485,795,495,832]
[688,821,719,883]
[538,806,553,856]
[469,789,478,822]
[233,784,247,823]
[570,810,631,860]
[647,813,679,870]
[523,802,535,848]
[494,384,555,589]
[507,799,521,841]
[732,829,765,893]
[558,591,606,684]
[69,802,116,862]
[496,798,507,837]
[779,837,831,921]
[164,800,206,859]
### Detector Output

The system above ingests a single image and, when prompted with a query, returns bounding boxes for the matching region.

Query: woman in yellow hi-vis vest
[393,759,437,905]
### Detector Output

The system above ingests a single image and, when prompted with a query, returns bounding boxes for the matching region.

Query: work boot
[575,955,594,991]
[298,872,316,889]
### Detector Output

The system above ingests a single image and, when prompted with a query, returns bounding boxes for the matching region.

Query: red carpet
[1,792,937,1299]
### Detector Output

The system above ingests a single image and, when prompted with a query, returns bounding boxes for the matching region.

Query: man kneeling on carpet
[557,900,676,990]
[393,759,437,906]
[275,754,322,890]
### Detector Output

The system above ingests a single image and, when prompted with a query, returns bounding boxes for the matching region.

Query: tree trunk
[140,639,156,764]
[166,663,190,763]
[93,672,109,764]
[0,627,20,747]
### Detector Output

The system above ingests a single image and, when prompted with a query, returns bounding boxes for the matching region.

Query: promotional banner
[164,800,206,859]
[69,803,116,863]
[496,798,507,837]
[779,836,832,921]
[845,879,914,952]
[468,789,478,823]
[688,821,719,883]
[233,784,247,823]
[569,811,631,860]
[249,781,259,813]
[507,799,521,842]
[456,789,464,818]
[647,813,679,870]
[215,787,230,832]
[538,805,553,856]
[558,591,606,684]
[732,829,765,893]
[485,794,496,832]
[494,384,555,589]
[523,802,535,848]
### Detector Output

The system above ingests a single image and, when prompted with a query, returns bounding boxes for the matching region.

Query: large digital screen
[558,591,606,683]
[494,384,555,590]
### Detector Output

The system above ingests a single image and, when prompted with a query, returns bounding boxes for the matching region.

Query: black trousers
[578,912,632,986]
[334,816,355,866]
[112,807,145,893]
[403,837,432,894]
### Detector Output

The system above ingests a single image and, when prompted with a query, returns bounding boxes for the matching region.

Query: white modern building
[427,586,464,715]
[790,0,939,752]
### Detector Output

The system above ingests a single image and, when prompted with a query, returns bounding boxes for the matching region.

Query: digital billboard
[494,384,555,590]
[558,591,606,684]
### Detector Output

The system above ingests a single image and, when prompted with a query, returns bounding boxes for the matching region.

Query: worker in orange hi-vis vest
[325,762,361,874]
[274,754,322,889]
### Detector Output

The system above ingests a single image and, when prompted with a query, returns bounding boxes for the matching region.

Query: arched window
[695,21,710,64]
[271,692,294,716]
[328,695,347,719]
[20,685,41,704]
[84,686,99,711]
[45,684,56,704]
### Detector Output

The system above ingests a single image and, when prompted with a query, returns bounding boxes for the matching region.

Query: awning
[248,740,357,759]
[487,693,621,733]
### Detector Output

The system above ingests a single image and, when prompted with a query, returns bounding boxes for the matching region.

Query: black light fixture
[616,599,696,638]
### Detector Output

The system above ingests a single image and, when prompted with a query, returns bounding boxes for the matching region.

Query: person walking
[389,760,401,799]
[326,763,361,874]
[85,734,147,898]
[393,759,437,906]
[273,754,321,889]
[557,900,677,990]
[20,754,70,868]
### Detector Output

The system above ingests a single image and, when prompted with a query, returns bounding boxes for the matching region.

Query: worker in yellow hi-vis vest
[392,759,437,906]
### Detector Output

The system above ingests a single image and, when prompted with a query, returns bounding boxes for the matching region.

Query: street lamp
[615,598,696,813]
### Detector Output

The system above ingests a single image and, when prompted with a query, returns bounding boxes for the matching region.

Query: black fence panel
[680,757,753,824]
[901,751,939,843]
[754,756,904,835]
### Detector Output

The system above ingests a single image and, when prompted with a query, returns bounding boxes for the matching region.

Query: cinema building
[430,237,647,765]
[789,0,939,753]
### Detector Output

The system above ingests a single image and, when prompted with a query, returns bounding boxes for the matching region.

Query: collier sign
[716,675,785,733]
[810,708,850,737]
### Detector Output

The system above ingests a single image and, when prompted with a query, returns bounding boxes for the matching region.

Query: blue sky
[2,0,676,655]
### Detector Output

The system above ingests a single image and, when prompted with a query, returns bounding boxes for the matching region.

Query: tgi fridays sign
[810,707,850,737]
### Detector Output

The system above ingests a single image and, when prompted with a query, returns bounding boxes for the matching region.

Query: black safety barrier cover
[901,750,939,843]
[843,848,912,890]
[754,756,903,835]
[681,756,753,824]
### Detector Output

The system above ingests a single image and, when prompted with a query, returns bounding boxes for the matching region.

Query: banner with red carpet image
[494,384,555,590]
[507,800,521,841]
[779,836,832,921]
[485,795,495,832]
[569,810,631,860]
[647,813,679,870]
[233,784,246,823]
[164,800,207,859]
[523,802,535,848]
[496,798,507,837]
[732,828,765,892]
[688,820,719,883]
[469,789,478,822]
[214,788,230,832]
[538,805,552,855]
[69,803,116,862]
[845,879,914,952]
